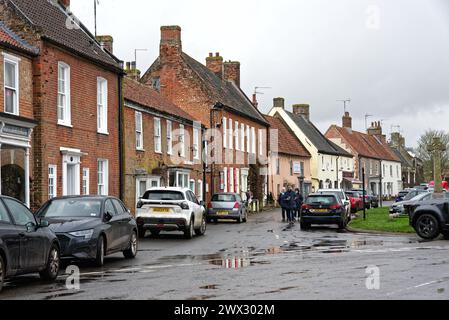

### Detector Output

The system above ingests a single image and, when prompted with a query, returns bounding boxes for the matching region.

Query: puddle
[264,286,298,294]
[209,257,251,269]
[43,290,85,300]
[200,284,219,290]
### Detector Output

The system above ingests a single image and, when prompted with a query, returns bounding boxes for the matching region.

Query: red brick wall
[32,43,120,208]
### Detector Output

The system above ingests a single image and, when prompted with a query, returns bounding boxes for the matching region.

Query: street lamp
[210,102,225,195]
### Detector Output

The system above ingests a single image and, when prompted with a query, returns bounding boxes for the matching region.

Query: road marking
[386,277,449,296]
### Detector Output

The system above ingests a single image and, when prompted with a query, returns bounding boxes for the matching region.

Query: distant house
[123,74,205,211]
[268,101,353,191]
[141,26,270,203]
[326,112,403,197]
[264,102,312,198]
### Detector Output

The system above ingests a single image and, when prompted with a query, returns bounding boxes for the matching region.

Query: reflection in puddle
[209,257,251,269]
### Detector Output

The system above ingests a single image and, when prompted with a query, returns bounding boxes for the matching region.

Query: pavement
[2,208,449,300]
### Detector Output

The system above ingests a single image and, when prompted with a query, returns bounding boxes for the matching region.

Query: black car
[0,196,60,293]
[36,196,138,267]
[300,193,350,230]
[407,194,449,240]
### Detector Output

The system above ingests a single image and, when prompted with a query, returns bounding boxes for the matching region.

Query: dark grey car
[0,196,60,293]
[206,193,248,223]
[36,196,138,267]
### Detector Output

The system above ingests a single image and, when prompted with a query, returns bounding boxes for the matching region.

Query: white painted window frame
[82,168,90,195]
[135,111,143,150]
[167,120,173,155]
[97,159,109,196]
[3,54,19,115]
[97,77,108,134]
[48,165,57,199]
[57,62,71,126]
[154,117,162,153]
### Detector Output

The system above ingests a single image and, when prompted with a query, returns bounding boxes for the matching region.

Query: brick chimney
[273,97,285,109]
[391,132,405,148]
[368,121,387,143]
[223,61,240,87]
[59,0,70,9]
[96,35,113,54]
[125,61,141,81]
[342,111,352,129]
[252,94,259,108]
[206,52,223,78]
[160,26,182,60]
[292,104,310,120]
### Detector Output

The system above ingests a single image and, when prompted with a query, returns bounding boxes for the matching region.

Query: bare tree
[416,130,449,181]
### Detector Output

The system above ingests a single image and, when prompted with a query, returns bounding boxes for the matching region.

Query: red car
[345,191,364,213]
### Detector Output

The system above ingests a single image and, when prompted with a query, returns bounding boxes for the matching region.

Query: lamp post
[210,102,224,196]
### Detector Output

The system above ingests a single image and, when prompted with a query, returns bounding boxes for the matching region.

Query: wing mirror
[26,221,37,232]
[104,211,113,222]
[39,220,50,228]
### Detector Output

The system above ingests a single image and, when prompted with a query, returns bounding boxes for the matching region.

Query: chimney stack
[391,132,406,148]
[292,104,310,120]
[160,26,182,60]
[367,121,386,142]
[125,61,141,81]
[273,97,285,109]
[342,111,352,129]
[252,94,259,108]
[96,35,113,54]
[223,61,240,87]
[206,52,223,78]
[59,0,70,9]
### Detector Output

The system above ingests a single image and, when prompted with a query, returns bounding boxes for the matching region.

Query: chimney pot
[206,52,224,78]
[273,97,285,109]
[342,112,352,129]
[215,52,220,57]
[59,0,70,9]
[292,104,310,120]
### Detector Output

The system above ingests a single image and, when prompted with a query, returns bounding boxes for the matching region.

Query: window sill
[136,148,145,152]
[97,131,109,136]
[5,110,19,117]
[155,151,163,154]
[58,121,73,128]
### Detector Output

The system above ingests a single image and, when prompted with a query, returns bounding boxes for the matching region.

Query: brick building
[264,110,312,200]
[141,26,270,203]
[123,73,205,211]
[326,113,402,197]
[0,0,123,209]
[0,21,38,207]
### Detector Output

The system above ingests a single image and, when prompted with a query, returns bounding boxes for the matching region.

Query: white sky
[72,0,449,148]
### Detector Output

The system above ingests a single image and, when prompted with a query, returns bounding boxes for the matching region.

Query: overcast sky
[72,0,449,148]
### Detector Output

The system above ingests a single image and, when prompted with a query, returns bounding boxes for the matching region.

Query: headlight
[69,229,94,240]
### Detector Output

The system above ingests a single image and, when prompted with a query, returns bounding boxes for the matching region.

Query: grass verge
[348,207,415,234]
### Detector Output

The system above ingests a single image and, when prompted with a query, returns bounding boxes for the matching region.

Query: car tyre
[123,231,138,259]
[242,212,248,223]
[300,222,310,230]
[415,214,440,240]
[338,219,347,230]
[138,227,146,239]
[195,215,207,236]
[39,244,60,281]
[237,213,243,224]
[94,236,105,267]
[184,217,195,239]
[0,254,5,293]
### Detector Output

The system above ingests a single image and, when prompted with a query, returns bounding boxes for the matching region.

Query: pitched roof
[7,0,121,71]
[391,146,413,167]
[0,21,38,54]
[123,77,195,123]
[181,53,268,125]
[285,111,352,157]
[265,115,311,157]
[330,126,401,162]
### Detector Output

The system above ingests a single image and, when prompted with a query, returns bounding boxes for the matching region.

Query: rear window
[346,192,359,197]
[142,191,185,201]
[306,196,337,205]
[212,194,236,202]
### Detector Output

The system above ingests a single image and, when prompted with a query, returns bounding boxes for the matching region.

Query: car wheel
[237,213,243,224]
[94,236,105,267]
[206,217,212,223]
[123,231,138,259]
[184,217,195,239]
[242,212,248,223]
[150,230,161,237]
[0,254,5,293]
[338,219,347,230]
[138,227,146,239]
[39,244,60,281]
[415,214,440,240]
[195,215,207,236]
[300,222,310,230]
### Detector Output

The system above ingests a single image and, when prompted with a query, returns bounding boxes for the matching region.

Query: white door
[67,164,76,195]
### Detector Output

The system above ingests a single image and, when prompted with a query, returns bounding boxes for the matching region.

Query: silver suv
[136,187,206,239]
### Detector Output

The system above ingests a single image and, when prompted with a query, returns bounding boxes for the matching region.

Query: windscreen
[40,199,102,218]
[306,196,337,205]
[142,190,185,201]
[212,194,236,202]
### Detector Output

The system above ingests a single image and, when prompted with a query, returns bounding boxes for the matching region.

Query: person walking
[278,188,287,222]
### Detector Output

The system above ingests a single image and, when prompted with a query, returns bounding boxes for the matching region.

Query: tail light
[233,202,240,209]
[207,202,212,209]
[180,202,189,210]
[301,204,311,210]
[330,204,342,210]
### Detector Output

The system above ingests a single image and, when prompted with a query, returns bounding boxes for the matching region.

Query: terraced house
[123,72,205,211]
[141,26,270,203]
[325,113,402,197]
[0,0,123,209]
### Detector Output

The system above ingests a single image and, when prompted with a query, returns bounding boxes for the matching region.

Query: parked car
[36,196,138,267]
[352,189,379,209]
[301,193,350,230]
[345,191,364,213]
[206,193,248,223]
[316,189,351,218]
[407,194,449,240]
[390,192,432,215]
[396,189,427,203]
[0,196,60,293]
[136,188,206,239]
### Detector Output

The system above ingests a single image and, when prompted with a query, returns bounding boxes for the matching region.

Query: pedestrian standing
[294,188,304,220]
[285,186,296,225]
[278,188,287,222]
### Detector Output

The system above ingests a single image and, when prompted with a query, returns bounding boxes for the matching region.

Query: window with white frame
[97,159,108,196]
[230,168,234,193]
[82,168,90,195]
[154,118,162,153]
[258,129,263,156]
[197,180,203,201]
[179,124,185,157]
[223,117,227,148]
[228,118,233,149]
[223,167,228,192]
[189,179,196,194]
[246,125,250,153]
[4,56,19,115]
[135,111,143,150]
[167,120,173,155]
[193,127,200,160]
[251,127,256,154]
[48,165,57,199]
[235,121,239,151]
[240,123,245,152]
[57,62,71,125]
[97,77,108,133]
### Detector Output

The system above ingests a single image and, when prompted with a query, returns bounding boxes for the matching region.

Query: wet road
[2,209,449,300]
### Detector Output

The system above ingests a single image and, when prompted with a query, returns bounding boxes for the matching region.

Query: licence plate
[152,208,171,213]
[217,211,229,215]
[311,209,328,214]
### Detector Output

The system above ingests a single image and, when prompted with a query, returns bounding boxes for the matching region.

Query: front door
[67,164,76,195]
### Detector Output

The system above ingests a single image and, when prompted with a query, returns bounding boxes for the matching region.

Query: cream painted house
[268,99,354,191]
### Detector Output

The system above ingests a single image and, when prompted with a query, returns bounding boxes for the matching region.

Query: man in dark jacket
[278,188,287,222]
[294,188,304,220]
[285,186,296,225]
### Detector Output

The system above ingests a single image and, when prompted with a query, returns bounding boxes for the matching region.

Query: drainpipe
[118,74,124,201]
[336,156,340,189]
[379,160,383,207]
